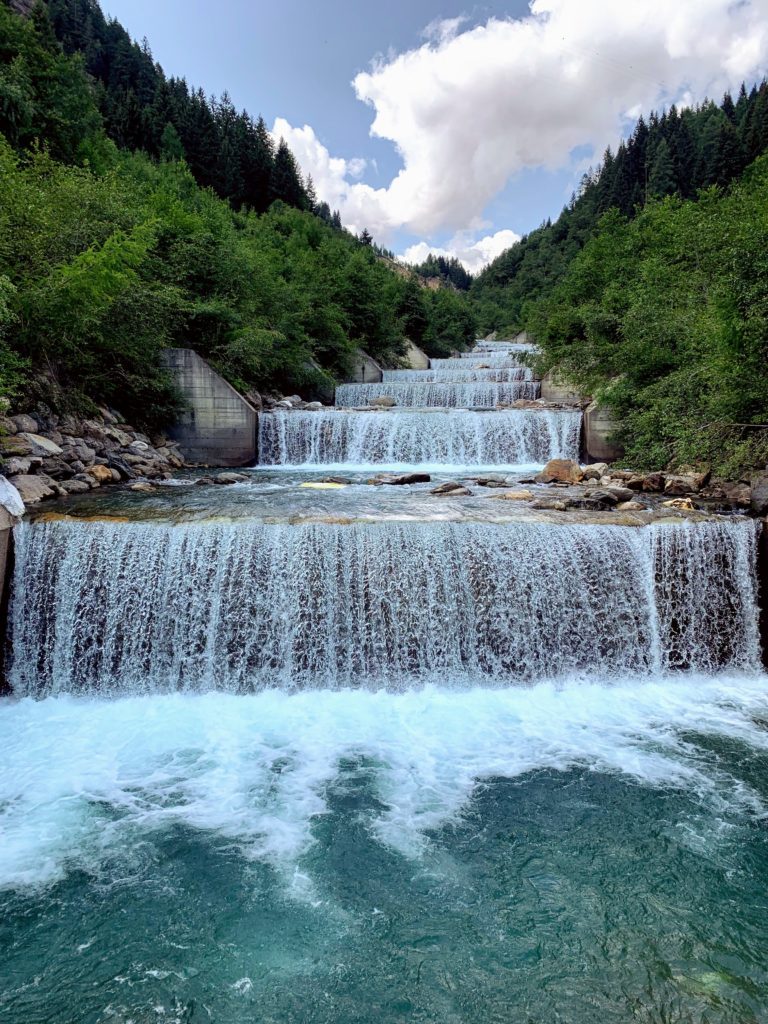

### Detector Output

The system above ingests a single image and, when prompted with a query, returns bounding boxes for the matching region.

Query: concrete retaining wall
[162,348,258,466]
[584,401,624,462]
[403,340,430,370]
[348,349,383,383]
[540,369,584,404]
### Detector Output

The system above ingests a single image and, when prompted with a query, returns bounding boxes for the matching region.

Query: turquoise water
[2,681,768,1023]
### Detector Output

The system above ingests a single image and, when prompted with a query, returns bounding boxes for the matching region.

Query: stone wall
[403,341,430,370]
[162,348,258,467]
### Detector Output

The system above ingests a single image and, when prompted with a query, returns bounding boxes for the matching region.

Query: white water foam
[1,676,767,889]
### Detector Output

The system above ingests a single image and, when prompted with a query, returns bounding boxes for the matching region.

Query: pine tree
[359,228,373,246]
[160,121,184,161]
[648,138,676,198]
[271,138,306,208]
[304,174,318,212]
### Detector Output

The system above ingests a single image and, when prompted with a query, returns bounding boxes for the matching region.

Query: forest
[471,84,768,473]
[0,0,475,428]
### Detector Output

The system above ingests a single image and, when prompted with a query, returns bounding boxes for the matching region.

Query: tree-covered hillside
[472,85,768,334]
[0,1,475,428]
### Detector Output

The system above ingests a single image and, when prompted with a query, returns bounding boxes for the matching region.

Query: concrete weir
[161,348,258,466]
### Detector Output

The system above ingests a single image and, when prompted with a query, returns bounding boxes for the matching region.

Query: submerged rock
[662,497,696,510]
[431,481,472,495]
[214,472,248,485]
[370,395,396,408]
[128,482,157,493]
[371,473,431,486]
[493,489,534,501]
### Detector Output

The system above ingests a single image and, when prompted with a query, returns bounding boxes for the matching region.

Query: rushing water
[8,518,761,696]
[258,408,582,467]
[381,366,535,382]
[334,380,541,407]
[2,341,768,1024]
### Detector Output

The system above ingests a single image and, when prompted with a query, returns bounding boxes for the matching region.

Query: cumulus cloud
[276,0,768,266]
[401,230,522,274]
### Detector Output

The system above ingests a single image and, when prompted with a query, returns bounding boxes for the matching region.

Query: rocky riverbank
[0,409,186,506]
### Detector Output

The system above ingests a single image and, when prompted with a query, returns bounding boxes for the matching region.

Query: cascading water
[9,518,761,697]
[3,337,768,1024]
[334,380,541,407]
[381,366,535,382]
[258,408,582,466]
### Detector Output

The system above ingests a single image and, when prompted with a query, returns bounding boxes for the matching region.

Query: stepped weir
[2,339,767,1024]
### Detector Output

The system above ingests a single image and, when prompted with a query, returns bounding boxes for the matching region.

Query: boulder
[583,488,619,505]
[129,482,157,493]
[86,464,115,484]
[371,396,396,408]
[321,476,352,485]
[475,476,507,487]
[615,500,646,511]
[662,497,696,510]
[664,474,704,496]
[40,456,75,480]
[0,416,18,435]
[214,472,248,484]
[724,482,751,507]
[493,489,534,501]
[641,472,666,492]
[60,478,91,495]
[2,457,33,475]
[8,474,55,504]
[104,426,133,447]
[581,463,608,481]
[605,485,635,503]
[17,432,64,457]
[304,401,324,411]
[751,474,768,516]
[531,499,569,511]
[535,458,584,484]
[10,414,38,433]
[430,481,469,495]
[372,473,431,485]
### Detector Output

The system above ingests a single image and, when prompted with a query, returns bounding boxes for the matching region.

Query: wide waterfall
[8,518,760,697]
[335,381,541,407]
[431,354,530,368]
[258,408,581,466]
[381,366,535,382]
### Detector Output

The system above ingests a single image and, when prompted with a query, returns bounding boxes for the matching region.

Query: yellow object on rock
[299,482,347,490]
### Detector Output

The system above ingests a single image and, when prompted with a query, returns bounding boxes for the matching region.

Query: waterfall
[335,381,541,408]
[9,519,760,698]
[431,355,532,368]
[381,367,535,382]
[258,409,581,466]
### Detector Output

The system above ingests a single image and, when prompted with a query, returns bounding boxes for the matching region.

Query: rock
[536,458,584,484]
[370,396,396,408]
[213,472,248,484]
[60,478,91,495]
[493,489,534,501]
[128,440,150,452]
[371,473,431,485]
[615,500,646,511]
[431,481,468,494]
[2,457,32,475]
[10,414,38,433]
[304,401,324,411]
[581,463,608,481]
[8,474,55,504]
[531,499,569,511]
[585,488,619,506]
[195,476,215,486]
[641,472,666,492]
[663,475,699,496]
[86,464,115,484]
[128,482,157,493]
[275,400,293,409]
[17,432,64,457]
[0,416,18,435]
[40,456,74,480]
[661,497,696,510]
[605,485,635,503]
[751,474,768,516]
[724,482,751,507]
[321,476,351,485]
[107,456,135,480]
[0,476,25,518]
[475,476,507,487]
[82,420,107,441]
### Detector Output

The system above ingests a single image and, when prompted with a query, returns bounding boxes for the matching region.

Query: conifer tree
[648,138,676,198]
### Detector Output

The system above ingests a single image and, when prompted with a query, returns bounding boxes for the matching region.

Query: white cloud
[275,0,768,261]
[400,230,522,274]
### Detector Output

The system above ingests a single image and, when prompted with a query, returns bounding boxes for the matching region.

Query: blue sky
[104,0,768,271]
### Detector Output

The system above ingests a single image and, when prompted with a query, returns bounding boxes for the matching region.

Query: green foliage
[471,84,768,335]
[529,158,768,474]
